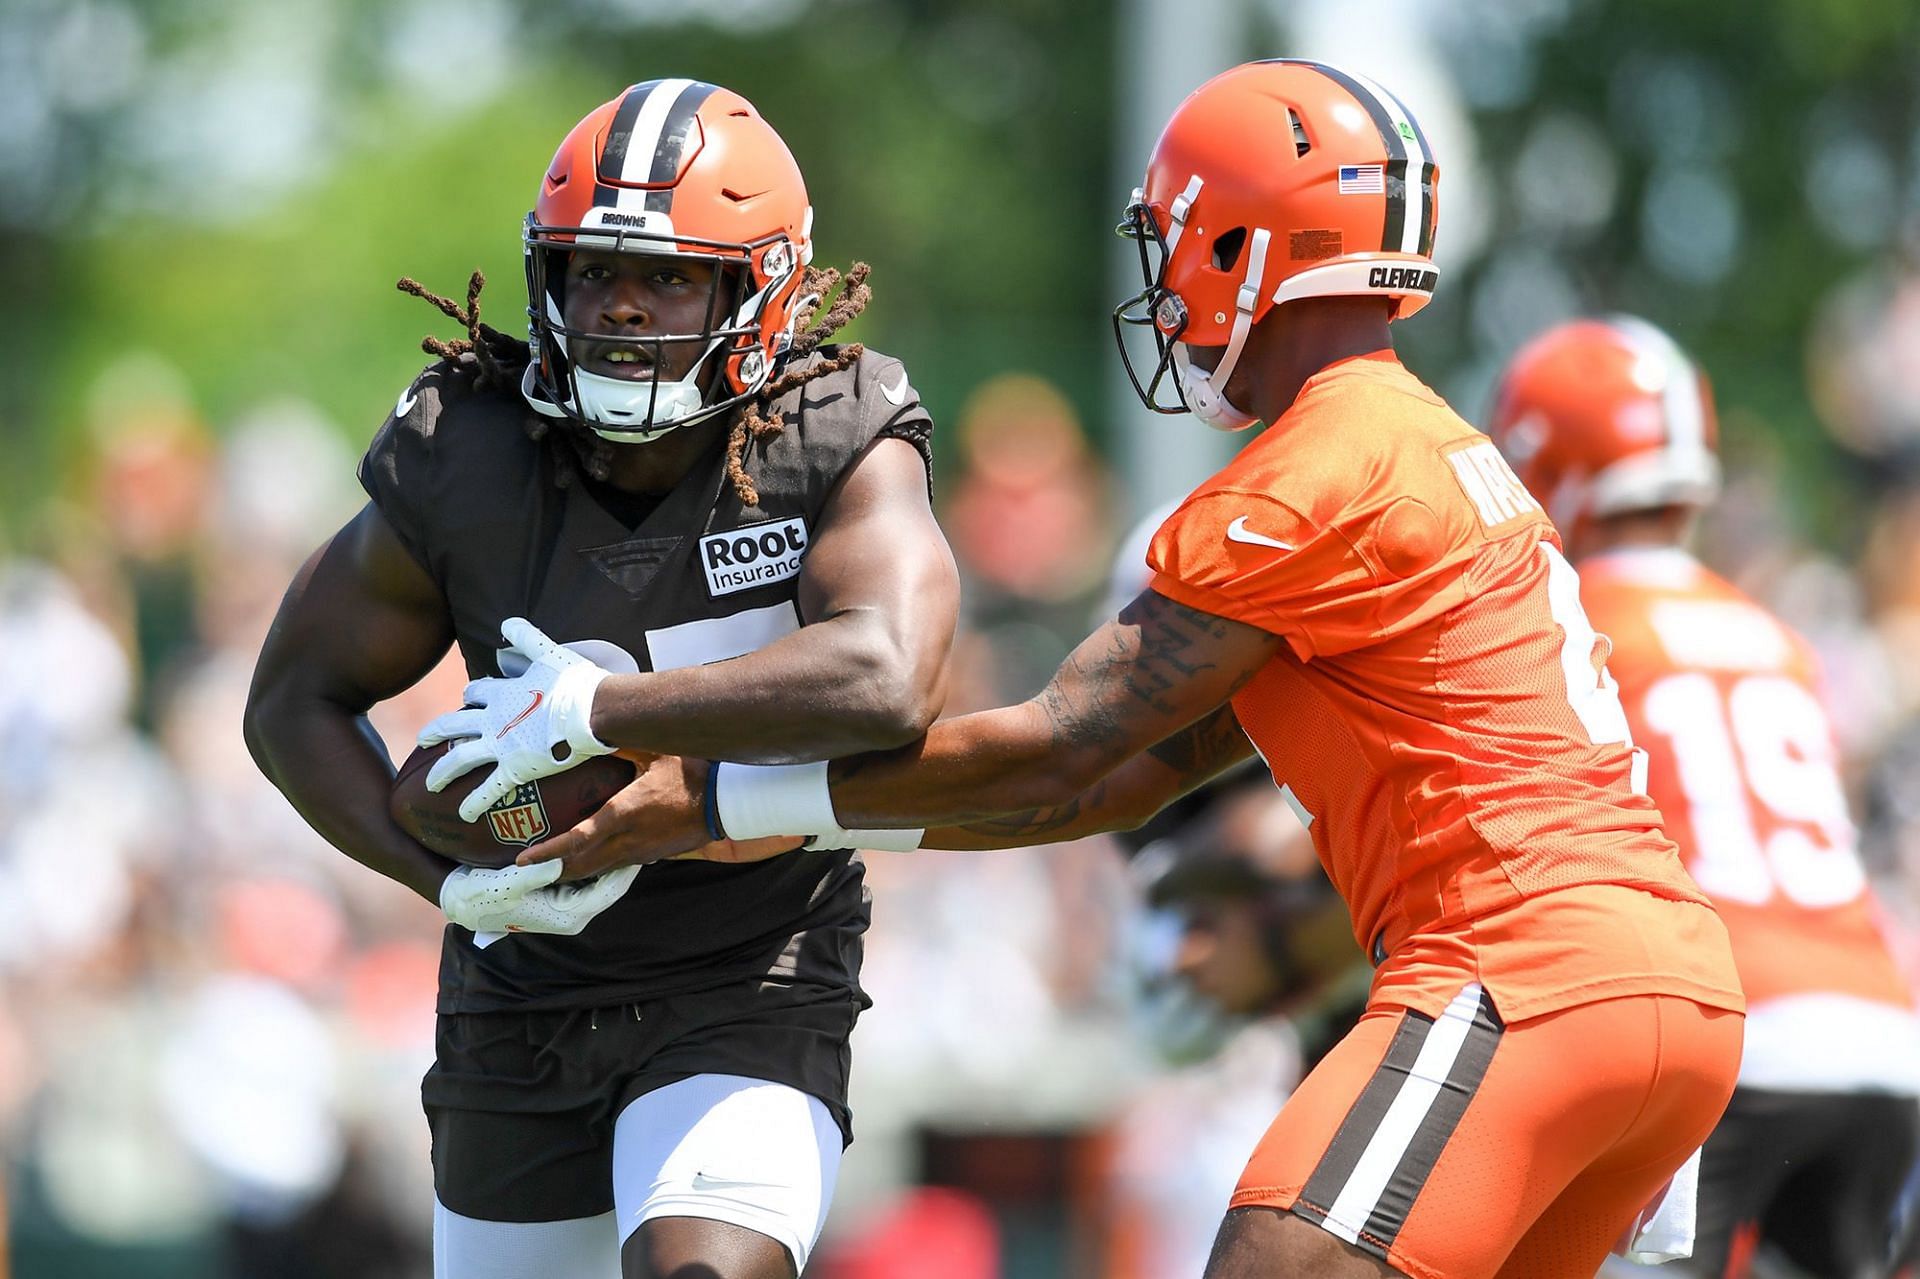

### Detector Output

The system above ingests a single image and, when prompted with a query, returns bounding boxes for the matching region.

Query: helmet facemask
[522,216,803,444]
[1112,193,1191,417]
[1112,183,1262,434]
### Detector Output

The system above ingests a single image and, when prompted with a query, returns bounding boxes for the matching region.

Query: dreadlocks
[725,261,871,506]
[396,272,526,391]
[397,272,618,487]
[399,262,874,505]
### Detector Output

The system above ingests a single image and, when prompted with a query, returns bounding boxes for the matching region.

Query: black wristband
[703,762,728,843]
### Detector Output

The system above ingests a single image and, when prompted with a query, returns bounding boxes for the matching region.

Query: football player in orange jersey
[1490,317,1920,1279]
[484,61,1746,1278]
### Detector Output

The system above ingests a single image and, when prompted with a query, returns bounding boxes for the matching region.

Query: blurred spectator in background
[811,1186,1002,1279]
[2,365,444,1276]
[942,373,1116,696]
[80,356,217,727]
[1103,767,1366,1279]
[1491,316,1920,1279]
[1140,774,1365,1064]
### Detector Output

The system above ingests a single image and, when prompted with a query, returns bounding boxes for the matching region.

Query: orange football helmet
[523,79,813,441]
[1487,317,1720,532]
[1114,59,1440,431]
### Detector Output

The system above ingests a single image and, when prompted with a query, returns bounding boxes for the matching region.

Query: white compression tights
[434,1074,843,1278]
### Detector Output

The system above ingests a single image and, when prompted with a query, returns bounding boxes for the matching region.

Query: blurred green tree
[0,0,1117,543]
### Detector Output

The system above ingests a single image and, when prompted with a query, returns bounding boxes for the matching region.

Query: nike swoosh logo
[690,1171,787,1192]
[395,384,419,418]
[879,372,910,405]
[1225,515,1294,551]
[498,691,543,738]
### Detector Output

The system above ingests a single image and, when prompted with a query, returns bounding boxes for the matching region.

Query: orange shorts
[1232,984,1743,1279]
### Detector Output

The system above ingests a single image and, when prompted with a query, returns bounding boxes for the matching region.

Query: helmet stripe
[1348,69,1434,258]
[1415,162,1437,257]
[1608,316,1709,457]
[643,81,719,213]
[591,78,720,218]
[1356,76,1438,256]
[594,78,685,208]
[593,81,653,208]
[613,78,691,185]
[1275,61,1408,254]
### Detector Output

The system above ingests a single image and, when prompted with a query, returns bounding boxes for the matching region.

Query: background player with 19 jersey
[244,79,959,1279]
[497,61,1746,1279]
[1491,317,1920,1279]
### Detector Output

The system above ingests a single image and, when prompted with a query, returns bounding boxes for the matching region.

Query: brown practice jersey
[360,345,933,1013]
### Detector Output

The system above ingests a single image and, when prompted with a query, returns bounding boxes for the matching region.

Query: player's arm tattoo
[1036,592,1250,759]
[950,784,1101,844]
[931,705,1255,849]
[831,591,1278,834]
[1145,702,1255,778]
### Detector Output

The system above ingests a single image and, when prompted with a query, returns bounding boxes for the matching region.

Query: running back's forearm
[244,507,461,903]
[590,611,944,762]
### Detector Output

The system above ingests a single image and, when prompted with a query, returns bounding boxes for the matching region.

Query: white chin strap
[529,374,712,442]
[1174,345,1258,432]
[1173,225,1269,433]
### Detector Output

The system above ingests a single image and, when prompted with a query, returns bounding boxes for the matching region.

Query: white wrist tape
[803,827,926,853]
[714,761,841,840]
[550,663,613,757]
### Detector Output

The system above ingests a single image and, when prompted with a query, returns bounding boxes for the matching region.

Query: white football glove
[438,860,640,936]
[420,617,617,822]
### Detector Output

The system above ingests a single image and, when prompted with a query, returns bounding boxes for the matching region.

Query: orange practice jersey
[1148,351,1742,1023]
[1580,548,1911,1010]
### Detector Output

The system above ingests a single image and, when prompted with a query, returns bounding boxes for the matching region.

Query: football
[390,742,637,869]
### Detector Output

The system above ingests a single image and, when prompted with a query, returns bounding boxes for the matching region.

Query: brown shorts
[423,977,862,1222]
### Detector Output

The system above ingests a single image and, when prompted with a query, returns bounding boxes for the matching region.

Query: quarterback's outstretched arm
[245,504,459,903]
[823,592,1277,827]
[922,703,1256,850]
[518,593,1279,877]
[589,437,958,762]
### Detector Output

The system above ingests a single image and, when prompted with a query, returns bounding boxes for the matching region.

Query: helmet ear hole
[1287,108,1311,158]
[1212,227,1247,272]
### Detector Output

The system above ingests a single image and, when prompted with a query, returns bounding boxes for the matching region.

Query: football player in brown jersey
[246,79,958,1279]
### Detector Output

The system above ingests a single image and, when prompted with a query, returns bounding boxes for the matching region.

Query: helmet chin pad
[519,359,727,445]
[1173,344,1258,432]
[573,366,711,442]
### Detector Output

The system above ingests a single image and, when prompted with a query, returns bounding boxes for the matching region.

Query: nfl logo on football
[487,783,551,847]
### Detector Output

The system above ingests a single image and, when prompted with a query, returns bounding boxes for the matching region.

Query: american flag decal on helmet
[1338,165,1385,194]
